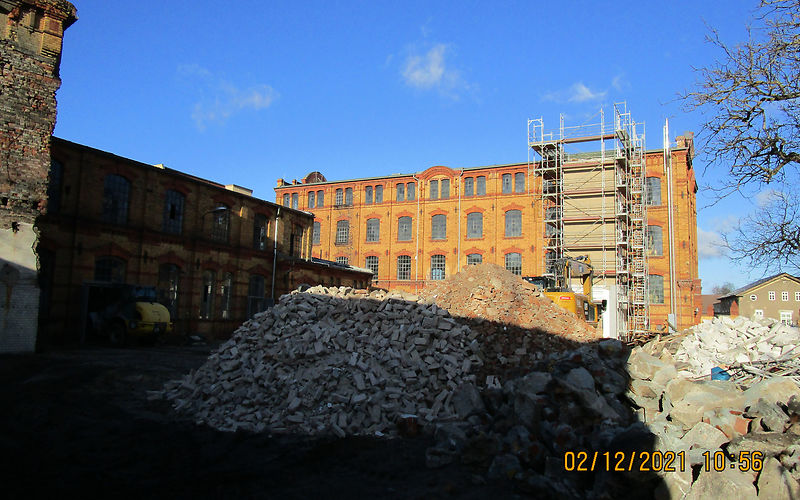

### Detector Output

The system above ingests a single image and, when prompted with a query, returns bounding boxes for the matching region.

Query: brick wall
[0,0,75,352]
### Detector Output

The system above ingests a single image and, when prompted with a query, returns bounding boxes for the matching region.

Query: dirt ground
[0,344,517,499]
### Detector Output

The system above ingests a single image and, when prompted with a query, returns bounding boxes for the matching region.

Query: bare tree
[684,0,800,272]
[711,282,737,295]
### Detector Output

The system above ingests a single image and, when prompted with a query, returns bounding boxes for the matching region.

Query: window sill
[504,235,523,239]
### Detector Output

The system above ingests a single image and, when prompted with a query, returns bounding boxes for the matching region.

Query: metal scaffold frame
[528,103,648,340]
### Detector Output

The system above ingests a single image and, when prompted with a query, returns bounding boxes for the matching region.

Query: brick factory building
[38,138,371,343]
[275,107,701,339]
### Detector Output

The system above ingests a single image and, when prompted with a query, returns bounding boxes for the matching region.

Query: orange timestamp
[564,450,765,473]
[564,451,686,472]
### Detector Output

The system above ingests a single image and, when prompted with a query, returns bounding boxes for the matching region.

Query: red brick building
[38,138,371,343]
[275,121,701,338]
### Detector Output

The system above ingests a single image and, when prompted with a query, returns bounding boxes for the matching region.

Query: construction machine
[524,255,605,327]
[82,282,173,346]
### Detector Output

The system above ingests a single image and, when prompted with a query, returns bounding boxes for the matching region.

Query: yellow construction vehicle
[524,255,605,326]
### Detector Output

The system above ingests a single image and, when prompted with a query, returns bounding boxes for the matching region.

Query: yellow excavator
[525,255,605,327]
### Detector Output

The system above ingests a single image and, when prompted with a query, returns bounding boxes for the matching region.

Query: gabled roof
[719,273,800,299]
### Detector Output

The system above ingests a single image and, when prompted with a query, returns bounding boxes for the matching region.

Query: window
[316,190,324,208]
[397,255,411,280]
[467,254,482,265]
[157,263,180,318]
[398,216,412,241]
[502,173,512,194]
[253,214,268,250]
[515,172,525,193]
[750,294,757,301]
[467,212,483,238]
[345,187,353,206]
[646,225,663,256]
[308,191,315,209]
[407,182,415,201]
[163,189,184,234]
[366,218,380,242]
[211,205,230,242]
[47,160,62,213]
[781,291,789,301]
[780,311,793,325]
[429,180,438,200]
[464,177,474,197]
[365,186,373,204]
[283,193,290,206]
[247,275,265,319]
[431,214,446,240]
[291,192,299,210]
[476,176,486,196]
[220,272,233,320]
[769,291,776,301]
[505,253,522,275]
[336,220,349,245]
[335,188,344,206]
[649,275,665,304]
[94,256,125,283]
[396,183,405,202]
[290,224,302,258]
[375,185,383,203]
[505,210,522,237]
[440,179,450,199]
[645,177,662,206]
[754,309,764,320]
[102,174,130,224]
[336,257,349,265]
[431,255,446,280]
[365,256,379,277]
[200,270,215,319]
[313,221,321,245]
[796,292,800,301]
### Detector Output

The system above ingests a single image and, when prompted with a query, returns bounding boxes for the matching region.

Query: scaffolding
[528,103,648,340]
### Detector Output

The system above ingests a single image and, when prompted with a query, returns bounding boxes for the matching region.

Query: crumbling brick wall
[0,0,75,352]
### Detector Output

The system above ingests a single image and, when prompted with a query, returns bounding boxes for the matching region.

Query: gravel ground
[0,344,515,499]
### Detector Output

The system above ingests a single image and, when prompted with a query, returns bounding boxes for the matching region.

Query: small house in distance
[714,273,800,326]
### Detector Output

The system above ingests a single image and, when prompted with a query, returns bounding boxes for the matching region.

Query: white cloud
[401,43,470,97]
[755,188,782,207]
[697,227,728,259]
[611,74,629,91]
[543,81,608,103]
[177,64,278,130]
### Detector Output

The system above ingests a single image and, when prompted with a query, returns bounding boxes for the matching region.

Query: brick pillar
[0,0,76,352]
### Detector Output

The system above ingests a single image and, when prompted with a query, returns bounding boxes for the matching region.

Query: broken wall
[0,0,76,352]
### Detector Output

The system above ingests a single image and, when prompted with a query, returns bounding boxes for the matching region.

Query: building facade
[0,0,76,352]
[275,124,701,337]
[39,138,370,343]
[715,274,800,326]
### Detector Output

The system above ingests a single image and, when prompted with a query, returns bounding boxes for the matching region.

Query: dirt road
[0,345,513,499]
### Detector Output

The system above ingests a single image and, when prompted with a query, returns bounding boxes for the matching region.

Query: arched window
[645,177,662,206]
[397,216,413,241]
[649,275,665,304]
[365,186,373,204]
[247,275,266,318]
[94,256,126,283]
[253,214,268,250]
[336,220,350,245]
[431,214,446,240]
[345,187,353,206]
[200,270,215,319]
[312,221,321,245]
[220,272,233,319]
[505,210,522,237]
[430,254,446,280]
[365,256,379,277]
[307,191,315,209]
[467,212,483,238]
[210,204,230,243]
[397,255,411,280]
[157,263,180,318]
[316,190,324,207]
[505,252,522,275]
[163,189,185,234]
[476,176,486,196]
[366,218,380,242]
[335,188,344,206]
[646,225,663,256]
[407,182,416,201]
[102,174,130,224]
[467,253,482,265]
[464,177,474,197]
[396,183,405,202]
[514,172,525,193]
[291,192,298,209]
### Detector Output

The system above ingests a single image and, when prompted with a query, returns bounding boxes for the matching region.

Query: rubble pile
[159,286,483,436]
[668,316,800,385]
[419,263,597,340]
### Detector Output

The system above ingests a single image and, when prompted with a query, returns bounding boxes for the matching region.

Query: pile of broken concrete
[159,286,482,436]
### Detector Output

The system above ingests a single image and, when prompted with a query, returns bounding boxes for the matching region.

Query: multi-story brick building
[38,138,371,343]
[275,114,701,338]
[0,0,77,352]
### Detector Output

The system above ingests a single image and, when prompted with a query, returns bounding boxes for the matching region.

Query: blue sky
[53,0,773,292]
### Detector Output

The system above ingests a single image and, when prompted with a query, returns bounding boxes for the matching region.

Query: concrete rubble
[157,265,800,498]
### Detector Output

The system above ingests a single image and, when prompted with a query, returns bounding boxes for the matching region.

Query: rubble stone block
[685,468,757,500]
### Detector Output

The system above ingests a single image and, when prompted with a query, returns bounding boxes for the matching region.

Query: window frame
[476,176,486,196]
[396,183,405,202]
[467,212,483,238]
[102,174,131,225]
[335,220,350,245]
[253,213,268,250]
[365,256,379,277]
[291,192,299,210]
[464,177,474,197]
[440,179,450,199]
[246,274,266,319]
[505,210,522,238]
[316,190,324,208]
[375,185,383,203]
[397,216,412,241]
[646,225,663,256]
[210,205,230,243]
[502,173,512,194]
[200,269,215,320]
[365,186,373,204]
[782,291,789,301]
[366,218,380,242]
[514,172,525,193]
[162,189,185,235]
[431,214,447,240]
[430,254,446,280]
[646,177,662,206]
[750,294,757,301]
[335,188,344,206]
[505,252,522,275]
[466,253,482,265]
[345,187,353,206]
[307,191,315,209]
[407,182,415,201]
[769,291,776,301]
[312,221,321,245]
[649,275,665,304]
[397,255,411,280]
